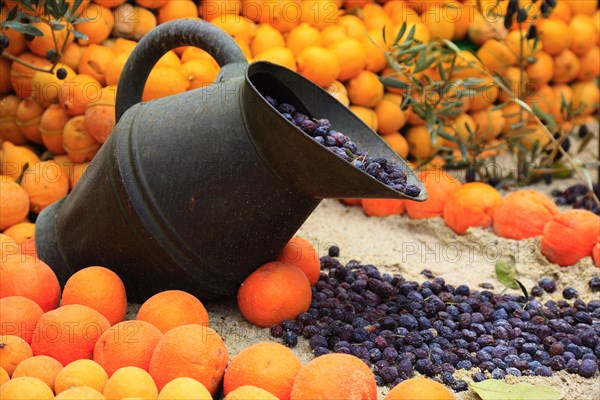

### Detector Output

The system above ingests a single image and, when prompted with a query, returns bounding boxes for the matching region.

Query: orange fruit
[347,70,384,107]
[593,241,600,268]
[0,178,29,231]
[290,353,376,400]
[286,23,322,57]
[338,14,366,39]
[93,320,163,376]
[199,0,241,21]
[363,3,393,30]
[421,3,455,40]
[62,115,100,163]
[59,74,103,116]
[237,262,312,327]
[104,53,129,87]
[541,209,600,267]
[471,107,505,141]
[0,7,26,57]
[84,85,117,144]
[297,46,340,88]
[15,97,43,144]
[0,376,54,399]
[149,324,228,393]
[180,47,219,68]
[320,25,348,47]
[69,162,90,189]
[250,23,285,56]
[60,42,85,71]
[405,170,462,219]
[9,52,47,99]
[0,233,19,255]
[137,0,169,8]
[328,38,367,81]
[361,199,406,217]
[157,377,211,399]
[40,104,70,155]
[210,14,256,44]
[525,51,555,88]
[225,386,279,400]
[0,140,41,181]
[2,222,34,246]
[55,387,106,400]
[571,81,600,115]
[453,50,487,80]
[512,124,551,150]
[224,342,302,400]
[26,20,73,57]
[54,359,108,394]
[0,296,43,344]
[11,355,63,391]
[553,49,581,84]
[253,47,298,72]
[385,376,455,399]
[468,11,508,45]
[0,255,61,313]
[117,4,162,38]
[374,95,407,136]
[538,18,572,56]
[405,125,434,160]
[567,0,597,16]
[94,0,126,7]
[276,236,320,286]
[569,15,598,56]
[0,95,27,145]
[577,46,600,81]
[136,290,209,334]
[61,266,127,326]
[29,64,76,109]
[498,66,529,103]
[110,38,137,55]
[143,67,189,101]
[0,335,32,376]
[0,366,9,385]
[507,28,542,59]
[384,131,410,158]
[468,77,499,112]
[157,0,199,23]
[31,304,110,365]
[75,4,114,45]
[299,0,339,30]
[349,105,378,131]
[443,182,504,235]
[362,29,387,73]
[78,44,113,85]
[103,366,158,399]
[493,190,560,240]
[180,59,220,90]
[20,160,70,213]
[551,84,574,121]
[476,39,516,75]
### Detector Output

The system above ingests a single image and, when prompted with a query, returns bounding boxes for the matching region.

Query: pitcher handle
[115,18,248,122]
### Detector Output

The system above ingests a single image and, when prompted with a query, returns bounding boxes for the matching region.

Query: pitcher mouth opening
[242,61,427,202]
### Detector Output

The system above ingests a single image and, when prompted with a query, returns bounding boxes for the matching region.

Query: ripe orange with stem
[276,236,320,286]
[149,324,229,393]
[237,262,311,327]
[0,296,43,344]
[493,190,560,240]
[93,320,163,376]
[137,290,209,333]
[0,335,33,376]
[290,353,377,400]
[443,182,504,235]
[223,342,302,400]
[541,210,600,267]
[0,255,61,312]
[61,266,128,326]
[31,304,110,365]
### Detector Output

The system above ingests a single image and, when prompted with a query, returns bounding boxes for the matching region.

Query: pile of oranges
[354,169,600,267]
[0,237,457,399]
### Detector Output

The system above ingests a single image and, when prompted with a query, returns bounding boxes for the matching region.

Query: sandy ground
[126,132,600,399]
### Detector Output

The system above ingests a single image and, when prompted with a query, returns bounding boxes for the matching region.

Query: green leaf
[424,106,436,133]
[495,256,519,290]
[469,379,563,400]
[457,137,468,159]
[1,20,44,36]
[442,38,461,54]
[379,76,411,90]
[515,279,529,302]
[70,29,88,41]
[394,22,407,45]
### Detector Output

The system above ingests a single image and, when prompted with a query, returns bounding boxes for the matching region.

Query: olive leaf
[495,256,519,290]
[469,379,563,400]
